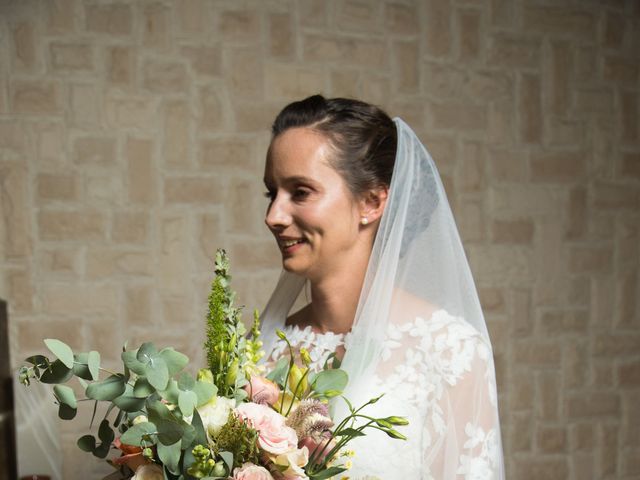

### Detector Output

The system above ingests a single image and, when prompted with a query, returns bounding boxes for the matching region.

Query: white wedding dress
[261,118,505,479]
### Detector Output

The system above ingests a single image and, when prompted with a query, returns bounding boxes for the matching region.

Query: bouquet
[18,249,407,480]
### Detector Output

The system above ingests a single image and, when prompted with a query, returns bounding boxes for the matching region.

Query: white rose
[197,396,236,437]
[272,447,309,479]
[132,464,163,480]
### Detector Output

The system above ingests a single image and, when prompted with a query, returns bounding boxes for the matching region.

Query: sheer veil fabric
[261,118,505,479]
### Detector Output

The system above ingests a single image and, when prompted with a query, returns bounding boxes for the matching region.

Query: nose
[265,193,291,230]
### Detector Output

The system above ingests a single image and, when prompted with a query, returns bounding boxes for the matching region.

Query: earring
[361,217,369,225]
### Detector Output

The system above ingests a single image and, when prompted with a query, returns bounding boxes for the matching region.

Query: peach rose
[299,436,335,462]
[244,376,280,406]
[235,402,298,455]
[233,462,275,480]
[131,463,163,480]
[112,437,148,471]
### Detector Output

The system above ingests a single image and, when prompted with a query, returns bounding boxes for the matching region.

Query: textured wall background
[1,0,639,478]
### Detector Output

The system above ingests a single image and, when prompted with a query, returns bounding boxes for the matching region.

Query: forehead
[264,127,335,182]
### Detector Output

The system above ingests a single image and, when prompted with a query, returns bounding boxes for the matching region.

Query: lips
[277,236,307,253]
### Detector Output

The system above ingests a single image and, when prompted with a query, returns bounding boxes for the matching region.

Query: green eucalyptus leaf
[159,348,189,376]
[145,356,169,390]
[25,354,48,367]
[113,395,146,412]
[72,352,92,380]
[180,422,196,447]
[77,377,88,389]
[88,351,100,380]
[44,339,74,369]
[192,380,217,407]
[53,384,77,408]
[58,403,77,420]
[122,350,147,376]
[158,379,180,404]
[177,372,195,391]
[178,390,197,417]
[120,421,157,447]
[265,357,289,386]
[86,374,126,401]
[187,409,207,449]
[157,440,181,474]
[148,400,184,446]
[133,377,155,398]
[310,369,348,395]
[136,342,157,364]
[77,434,96,452]
[219,451,233,472]
[39,359,73,384]
[98,419,115,444]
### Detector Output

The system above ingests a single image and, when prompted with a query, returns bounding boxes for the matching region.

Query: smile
[277,237,307,252]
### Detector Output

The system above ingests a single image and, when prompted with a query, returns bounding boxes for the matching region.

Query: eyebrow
[263,175,319,187]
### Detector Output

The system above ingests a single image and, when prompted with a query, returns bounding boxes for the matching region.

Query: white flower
[271,446,309,479]
[132,464,163,480]
[197,396,236,438]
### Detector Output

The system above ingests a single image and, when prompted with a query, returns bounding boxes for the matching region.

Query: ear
[358,186,388,225]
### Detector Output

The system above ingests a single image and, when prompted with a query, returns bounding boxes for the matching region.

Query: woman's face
[264,127,366,281]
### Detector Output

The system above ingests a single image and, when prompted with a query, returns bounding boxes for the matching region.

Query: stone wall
[1,0,639,478]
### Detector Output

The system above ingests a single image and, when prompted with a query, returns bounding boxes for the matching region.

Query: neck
[307,246,371,335]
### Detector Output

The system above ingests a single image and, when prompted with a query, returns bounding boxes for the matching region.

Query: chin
[281,257,311,277]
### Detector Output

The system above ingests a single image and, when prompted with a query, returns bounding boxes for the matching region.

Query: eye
[263,189,276,201]
[292,188,311,200]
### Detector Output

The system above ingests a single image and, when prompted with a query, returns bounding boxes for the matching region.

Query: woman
[260,95,504,479]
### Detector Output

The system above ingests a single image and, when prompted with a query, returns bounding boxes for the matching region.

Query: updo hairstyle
[270,95,397,197]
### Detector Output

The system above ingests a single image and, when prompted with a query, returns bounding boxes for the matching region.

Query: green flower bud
[142,447,154,459]
[385,416,409,426]
[276,329,287,341]
[299,347,312,366]
[384,428,407,440]
[212,462,226,477]
[197,369,214,384]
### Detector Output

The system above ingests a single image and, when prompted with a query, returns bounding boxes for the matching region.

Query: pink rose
[233,462,275,480]
[236,403,298,455]
[244,376,280,406]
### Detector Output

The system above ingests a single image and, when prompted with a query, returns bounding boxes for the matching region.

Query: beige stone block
[430,102,487,131]
[11,80,61,114]
[509,288,532,336]
[510,374,534,411]
[563,341,587,388]
[162,295,195,327]
[514,342,561,367]
[478,287,505,313]
[593,182,640,210]
[86,248,151,278]
[592,333,640,357]
[7,269,33,313]
[513,458,568,480]
[197,86,226,133]
[229,239,281,270]
[489,32,541,69]
[334,0,381,33]
[142,3,172,50]
[112,211,149,244]
[85,3,132,35]
[537,426,567,454]
[616,272,638,329]
[537,372,560,421]
[268,13,294,59]
[385,2,418,34]
[39,248,82,277]
[44,0,77,33]
[234,102,281,133]
[176,0,209,37]
[0,120,27,155]
[73,136,115,165]
[164,176,226,205]
[425,0,451,57]
[299,0,328,28]
[620,92,638,143]
[107,46,134,86]
[38,210,106,241]
[70,83,102,127]
[0,164,31,259]
[227,178,265,235]
[568,246,613,274]
[457,9,481,62]
[458,141,484,192]
[86,173,123,204]
[622,449,640,476]
[105,94,157,130]
[85,319,126,362]
[524,5,595,39]
[163,100,191,168]
[196,212,223,268]
[159,215,190,292]
[36,173,77,202]
[199,136,253,170]
[547,117,584,146]
[592,362,614,389]
[491,220,535,244]
[518,74,542,144]
[126,137,156,205]
[50,42,93,72]
[547,42,571,116]
[617,360,640,388]
[570,422,594,451]
[489,185,564,218]
[303,34,387,68]
[488,148,525,182]
[219,8,261,42]
[621,152,640,179]
[17,318,83,354]
[511,413,533,452]
[603,11,625,49]
[265,63,325,100]
[603,55,638,86]
[573,88,613,113]
[530,150,586,183]
[12,21,37,71]
[595,424,619,477]
[361,75,390,106]
[539,309,588,335]
[622,392,640,445]
[330,69,360,98]
[228,47,263,99]
[565,187,586,240]
[457,199,485,242]
[392,40,418,94]
[566,392,620,419]
[489,0,513,27]
[41,283,119,316]
[181,45,222,77]
[466,245,531,285]
[143,59,188,93]
[125,285,151,329]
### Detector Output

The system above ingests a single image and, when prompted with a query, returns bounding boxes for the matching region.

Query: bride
[258,95,505,479]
